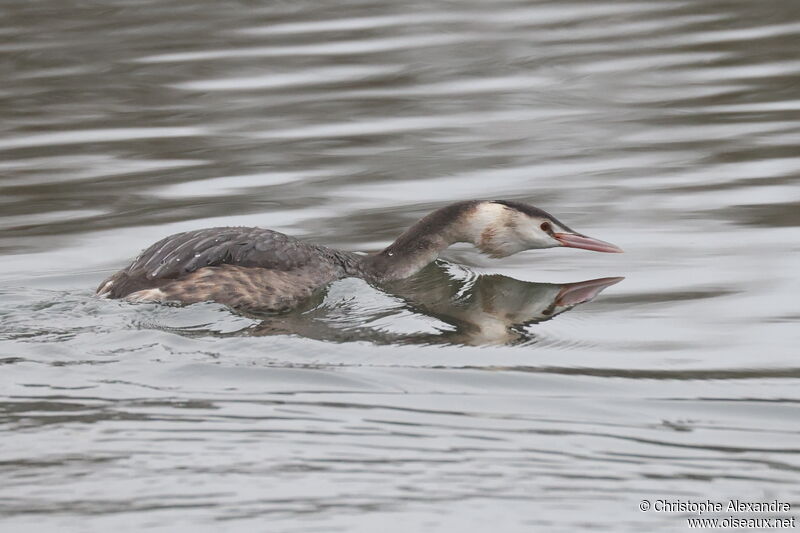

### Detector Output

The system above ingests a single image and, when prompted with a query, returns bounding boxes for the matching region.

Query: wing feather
[97,227,333,299]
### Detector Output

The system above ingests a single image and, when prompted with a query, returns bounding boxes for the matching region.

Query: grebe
[97,200,622,311]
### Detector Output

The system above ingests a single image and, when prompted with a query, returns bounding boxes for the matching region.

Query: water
[2,0,799,531]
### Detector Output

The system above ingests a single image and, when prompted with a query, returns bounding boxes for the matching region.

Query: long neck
[360,201,483,281]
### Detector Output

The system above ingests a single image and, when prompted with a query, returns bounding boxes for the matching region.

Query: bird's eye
[540,221,552,233]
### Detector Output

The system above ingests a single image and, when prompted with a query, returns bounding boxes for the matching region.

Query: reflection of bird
[380,264,624,345]
[97,200,622,311]
[162,263,623,346]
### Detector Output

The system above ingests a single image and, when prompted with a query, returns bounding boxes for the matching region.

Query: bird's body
[98,227,364,311]
[97,200,621,311]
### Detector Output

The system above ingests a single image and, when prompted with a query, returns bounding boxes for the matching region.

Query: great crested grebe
[97,200,622,311]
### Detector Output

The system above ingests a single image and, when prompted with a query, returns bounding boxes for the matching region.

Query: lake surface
[2,0,799,531]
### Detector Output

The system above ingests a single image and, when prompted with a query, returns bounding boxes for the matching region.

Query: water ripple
[2,0,800,530]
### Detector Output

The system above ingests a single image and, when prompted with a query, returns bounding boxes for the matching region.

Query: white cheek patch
[523,225,560,249]
[481,226,529,258]
[470,205,528,258]
[464,202,510,236]
[465,203,560,258]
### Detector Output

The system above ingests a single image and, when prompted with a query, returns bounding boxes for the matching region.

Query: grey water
[1,0,799,531]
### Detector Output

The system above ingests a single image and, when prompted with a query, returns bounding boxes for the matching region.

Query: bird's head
[469,200,623,258]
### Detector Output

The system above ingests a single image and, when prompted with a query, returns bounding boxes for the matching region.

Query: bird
[96,200,622,312]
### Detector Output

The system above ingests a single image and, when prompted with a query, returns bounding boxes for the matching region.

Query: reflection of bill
[239,261,624,346]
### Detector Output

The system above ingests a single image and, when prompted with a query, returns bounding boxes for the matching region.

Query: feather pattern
[97,227,363,306]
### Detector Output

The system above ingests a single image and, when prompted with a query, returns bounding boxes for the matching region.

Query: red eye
[540,222,552,233]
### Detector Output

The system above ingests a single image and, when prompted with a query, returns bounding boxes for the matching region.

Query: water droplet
[194,253,200,257]
[176,258,180,262]
[387,252,394,257]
